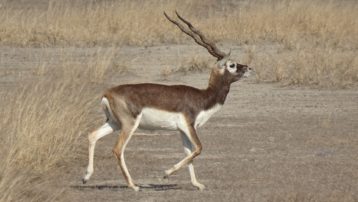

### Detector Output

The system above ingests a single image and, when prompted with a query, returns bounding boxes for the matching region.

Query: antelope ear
[216,55,229,69]
[226,49,231,57]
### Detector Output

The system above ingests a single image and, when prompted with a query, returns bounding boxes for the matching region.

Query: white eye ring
[229,64,236,68]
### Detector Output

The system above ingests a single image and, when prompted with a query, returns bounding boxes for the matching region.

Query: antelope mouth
[243,67,253,78]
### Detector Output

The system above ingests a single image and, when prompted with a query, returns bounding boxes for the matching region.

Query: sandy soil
[1,45,357,201]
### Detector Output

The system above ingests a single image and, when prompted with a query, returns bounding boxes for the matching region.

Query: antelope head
[164,11,252,85]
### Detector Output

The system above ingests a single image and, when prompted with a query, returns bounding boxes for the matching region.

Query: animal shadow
[72,183,180,191]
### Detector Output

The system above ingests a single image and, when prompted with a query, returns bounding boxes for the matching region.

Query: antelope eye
[229,64,236,68]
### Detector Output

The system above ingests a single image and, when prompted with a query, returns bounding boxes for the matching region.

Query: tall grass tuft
[0,50,117,200]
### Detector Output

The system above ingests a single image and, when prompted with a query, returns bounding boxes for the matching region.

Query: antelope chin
[243,71,250,78]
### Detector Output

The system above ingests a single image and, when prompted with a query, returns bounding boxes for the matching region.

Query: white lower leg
[83,141,95,182]
[120,152,139,191]
[188,163,205,190]
[181,134,205,190]
[83,123,115,183]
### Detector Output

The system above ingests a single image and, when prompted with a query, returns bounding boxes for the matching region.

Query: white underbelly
[139,108,182,130]
[138,104,222,131]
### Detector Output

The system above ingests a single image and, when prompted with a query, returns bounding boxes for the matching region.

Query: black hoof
[82,178,87,184]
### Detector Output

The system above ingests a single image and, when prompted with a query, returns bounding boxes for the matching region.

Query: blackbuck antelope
[82,11,252,191]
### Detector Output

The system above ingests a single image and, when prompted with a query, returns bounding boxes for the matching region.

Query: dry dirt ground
[1,45,358,201]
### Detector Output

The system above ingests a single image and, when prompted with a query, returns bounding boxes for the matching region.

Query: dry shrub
[3,80,92,169]
[62,48,119,82]
[161,56,211,78]
[176,56,211,74]
[185,56,212,72]
[0,48,122,200]
[0,76,97,201]
[251,45,358,88]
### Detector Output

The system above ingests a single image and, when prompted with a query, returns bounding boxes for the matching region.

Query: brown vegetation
[0,0,356,48]
[1,0,357,87]
[0,47,126,200]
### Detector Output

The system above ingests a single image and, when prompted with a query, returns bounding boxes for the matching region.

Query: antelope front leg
[180,132,205,190]
[164,122,202,184]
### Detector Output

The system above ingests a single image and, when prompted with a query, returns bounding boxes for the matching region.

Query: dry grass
[0,49,121,201]
[0,0,357,87]
[0,80,91,201]
[0,0,356,48]
[245,45,358,88]
[0,84,89,201]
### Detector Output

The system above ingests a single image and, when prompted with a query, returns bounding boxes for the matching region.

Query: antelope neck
[204,71,231,106]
